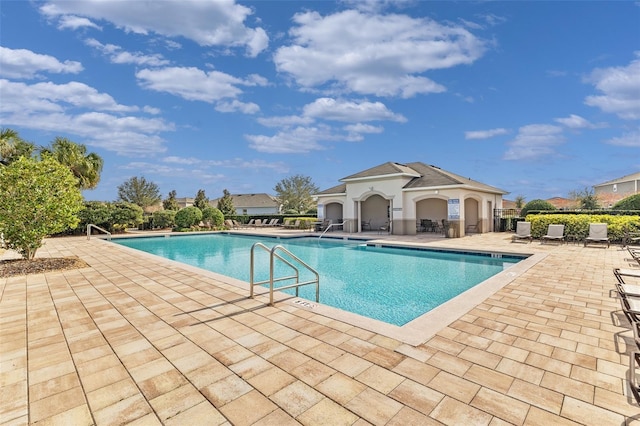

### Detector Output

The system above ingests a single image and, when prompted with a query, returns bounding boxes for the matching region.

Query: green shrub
[0,157,83,259]
[175,206,202,229]
[525,213,640,240]
[202,207,224,228]
[612,193,640,210]
[520,199,557,217]
[111,202,144,231]
[152,210,176,229]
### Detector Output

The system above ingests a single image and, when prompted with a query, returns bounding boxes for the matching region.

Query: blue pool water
[113,234,524,326]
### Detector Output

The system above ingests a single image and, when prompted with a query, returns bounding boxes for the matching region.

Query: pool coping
[103,233,544,346]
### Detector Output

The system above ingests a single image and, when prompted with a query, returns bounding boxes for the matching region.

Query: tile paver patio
[1,230,640,425]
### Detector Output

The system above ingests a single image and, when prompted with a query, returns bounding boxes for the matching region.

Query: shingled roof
[317,162,507,195]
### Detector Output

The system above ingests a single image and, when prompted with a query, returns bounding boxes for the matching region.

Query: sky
[1,1,639,204]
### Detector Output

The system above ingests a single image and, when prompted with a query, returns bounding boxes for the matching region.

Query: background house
[594,172,640,207]
[210,193,280,215]
[315,161,507,237]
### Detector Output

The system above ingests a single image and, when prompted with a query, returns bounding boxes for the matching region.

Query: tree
[217,189,235,216]
[514,195,526,209]
[274,174,319,213]
[0,128,35,165]
[520,199,557,217]
[117,176,161,211]
[0,157,83,259]
[40,137,103,190]
[175,206,202,229]
[202,206,224,228]
[194,189,210,210]
[152,210,176,229]
[570,187,600,210]
[612,193,640,210]
[163,189,180,211]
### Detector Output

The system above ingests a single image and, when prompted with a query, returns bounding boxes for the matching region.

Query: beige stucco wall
[317,182,503,237]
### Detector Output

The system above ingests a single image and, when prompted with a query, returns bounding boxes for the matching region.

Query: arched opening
[416,198,447,223]
[361,194,390,231]
[324,202,343,224]
[464,198,480,233]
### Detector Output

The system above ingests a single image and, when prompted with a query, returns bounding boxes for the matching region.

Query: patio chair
[378,221,390,234]
[614,268,640,285]
[512,221,532,243]
[541,224,565,244]
[283,219,300,229]
[466,220,481,234]
[361,219,371,231]
[584,223,610,248]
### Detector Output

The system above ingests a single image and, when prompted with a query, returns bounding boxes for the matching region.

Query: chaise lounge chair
[283,219,300,229]
[584,223,610,248]
[512,221,532,243]
[541,224,565,244]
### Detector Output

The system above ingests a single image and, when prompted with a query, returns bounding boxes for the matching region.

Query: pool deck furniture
[511,221,532,243]
[2,232,638,425]
[541,224,565,244]
[584,223,610,248]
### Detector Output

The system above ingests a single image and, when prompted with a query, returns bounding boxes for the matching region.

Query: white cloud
[303,98,406,122]
[215,100,260,114]
[465,128,509,140]
[584,53,640,120]
[273,10,486,98]
[0,79,173,155]
[344,123,384,133]
[136,66,266,104]
[503,124,565,160]
[553,114,606,129]
[163,156,201,165]
[57,15,101,30]
[258,115,314,128]
[246,125,337,153]
[605,128,640,147]
[84,38,170,66]
[0,46,83,79]
[40,0,268,57]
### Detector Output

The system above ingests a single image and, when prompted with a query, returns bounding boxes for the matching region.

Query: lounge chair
[584,223,610,248]
[466,220,481,234]
[284,219,300,229]
[246,219,255,227]
[224,219,237,229]
[541,224,565,244]
[512,221,532,243]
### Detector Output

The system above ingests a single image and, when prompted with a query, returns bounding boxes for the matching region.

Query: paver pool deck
[1,230,640,425]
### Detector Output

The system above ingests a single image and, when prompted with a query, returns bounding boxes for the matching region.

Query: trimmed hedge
[524,213,640,240]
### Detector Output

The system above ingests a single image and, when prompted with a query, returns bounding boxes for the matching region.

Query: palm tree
[0,128,35,165]
[40,137,104,190]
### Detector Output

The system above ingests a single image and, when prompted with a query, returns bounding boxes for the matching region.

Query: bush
[175,206,202,229]
[520,199,557,217]
[78,201,113,231]
[0,157,83,259]
[612,193,640,210]
[111,202,144,231]
[152,210,176,229]
[525,213,640,241]
[202,206,224,228]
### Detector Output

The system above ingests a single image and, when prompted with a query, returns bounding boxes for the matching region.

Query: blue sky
[1,1,639,204]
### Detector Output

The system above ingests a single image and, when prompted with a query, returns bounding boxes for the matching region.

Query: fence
[493,208,522,232]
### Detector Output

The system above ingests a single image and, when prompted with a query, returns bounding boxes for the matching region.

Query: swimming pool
[113,233,525,326]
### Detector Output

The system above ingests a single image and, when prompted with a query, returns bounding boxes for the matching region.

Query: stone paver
[1,231,639,424]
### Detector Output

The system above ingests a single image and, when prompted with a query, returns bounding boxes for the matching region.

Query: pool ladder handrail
[318,221,347,239]
[249,242,319,306]
[87,224,111,241]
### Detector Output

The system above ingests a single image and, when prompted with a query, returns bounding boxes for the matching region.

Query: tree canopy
[117,176,161,210]
[274,174,319,214]
[194,189,210,210]
[163,189,180,211]
[217,189,235,216]
[40,137,103,190]
[0,128,35,165]
[0,157,83,259]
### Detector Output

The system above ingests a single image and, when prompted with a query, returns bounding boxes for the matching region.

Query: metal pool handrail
[318,221,347,239]
[87,224,111,240]
[249,242,320,306]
